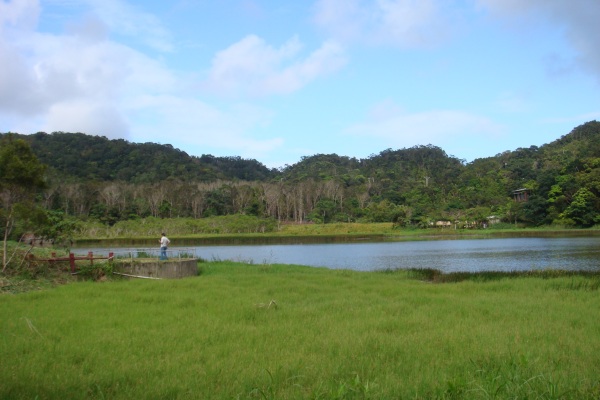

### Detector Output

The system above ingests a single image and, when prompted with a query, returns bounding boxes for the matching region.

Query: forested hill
[1,121,599,227]
[4,131,277,183]
[3,122,600,188]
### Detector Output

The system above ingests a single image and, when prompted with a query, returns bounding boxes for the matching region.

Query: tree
[0,135,47,271]
[308,198,336,223]
[560,188,598,227]
[522,195,549,226]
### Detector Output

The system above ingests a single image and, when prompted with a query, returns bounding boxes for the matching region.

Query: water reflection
[78,237,600,272]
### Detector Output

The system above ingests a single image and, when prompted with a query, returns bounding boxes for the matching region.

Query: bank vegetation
[1,121,600,251]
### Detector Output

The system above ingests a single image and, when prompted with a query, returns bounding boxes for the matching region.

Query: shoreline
[72,227,600,247]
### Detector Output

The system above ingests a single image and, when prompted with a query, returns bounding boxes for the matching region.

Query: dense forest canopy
[18,131,277,183]
[1,121,599,232]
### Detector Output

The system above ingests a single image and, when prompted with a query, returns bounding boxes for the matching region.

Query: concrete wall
[114,259,199,279]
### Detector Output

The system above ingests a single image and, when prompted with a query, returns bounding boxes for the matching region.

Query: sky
[1,0,600,169]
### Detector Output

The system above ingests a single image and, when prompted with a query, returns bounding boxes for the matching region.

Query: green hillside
[1,121,599,229]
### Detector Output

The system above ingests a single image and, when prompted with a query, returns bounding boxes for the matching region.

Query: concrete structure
[113,259,199,279]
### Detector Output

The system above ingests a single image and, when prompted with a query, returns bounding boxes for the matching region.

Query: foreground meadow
[1,262,600,399]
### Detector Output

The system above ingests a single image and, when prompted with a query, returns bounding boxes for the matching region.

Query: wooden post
[69,253,75,273]
[88,251,93,266]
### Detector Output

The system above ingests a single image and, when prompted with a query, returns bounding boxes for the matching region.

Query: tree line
[1,121,600,242]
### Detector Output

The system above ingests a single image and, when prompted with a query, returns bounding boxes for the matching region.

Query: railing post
[88,251,93,266]
[70,253,75,273]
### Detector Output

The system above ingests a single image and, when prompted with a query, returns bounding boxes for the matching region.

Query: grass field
[1,261,600,399]
[74,216,600,242]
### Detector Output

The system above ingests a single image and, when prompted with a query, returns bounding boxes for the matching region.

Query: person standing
[159,233,170,260]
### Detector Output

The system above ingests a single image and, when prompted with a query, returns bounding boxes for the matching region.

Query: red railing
[32,252,114,273]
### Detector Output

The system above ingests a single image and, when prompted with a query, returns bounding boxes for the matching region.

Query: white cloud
[346,101,504,155]
[65,14,110,42]
[0,0,177,136]
[313,0,457,48]
[0,3,48,115]
[206,35,347,96]
[541,111,600,125]
[377,0,446,46]
[0,23,172,138]
[0,0,291,161]
[46,101,129,138]
[312,0,364,43]
[128,95,283,159]
[0,36,40,115]
[313,0,600,81]
[261,40,346,94]
[0,0,40,29]
[83,0,173,51]
[476,0,600,81]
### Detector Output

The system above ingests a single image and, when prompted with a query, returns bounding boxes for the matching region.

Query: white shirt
[160,236,170,247]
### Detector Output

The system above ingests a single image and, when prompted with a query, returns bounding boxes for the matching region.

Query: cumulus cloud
[0,1,175,139]
[0,0,163,138]
[313,0,457,48]
[0,0,285,153]
[206,35,347,96]
[476,0,600,81]
[0,0,44,114]
[0,36,40,115]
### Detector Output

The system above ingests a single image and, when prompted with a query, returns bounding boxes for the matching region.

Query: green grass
[74,216,600,242]
[1,262,600,399]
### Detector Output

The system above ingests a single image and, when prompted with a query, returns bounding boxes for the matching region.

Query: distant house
[434,220,452,228]
[512,188,530,202]
[487,215,501,225]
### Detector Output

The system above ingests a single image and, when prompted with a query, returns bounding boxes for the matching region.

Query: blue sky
[1,0,599,168]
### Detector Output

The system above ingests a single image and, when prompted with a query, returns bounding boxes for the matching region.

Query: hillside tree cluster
[1,121,599,240]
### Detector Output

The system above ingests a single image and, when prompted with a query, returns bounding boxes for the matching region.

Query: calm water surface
[79,237,600,272]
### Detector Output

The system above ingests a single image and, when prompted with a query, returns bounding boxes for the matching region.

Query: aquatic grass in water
[1,262,599,398]
[400,267,600,288]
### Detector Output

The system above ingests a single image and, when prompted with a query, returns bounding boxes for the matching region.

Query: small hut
[512,188,530,202]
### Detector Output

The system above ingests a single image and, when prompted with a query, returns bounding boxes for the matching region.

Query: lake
[77,236,600,273]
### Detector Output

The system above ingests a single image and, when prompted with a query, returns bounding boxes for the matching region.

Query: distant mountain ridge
[4,121,599,185]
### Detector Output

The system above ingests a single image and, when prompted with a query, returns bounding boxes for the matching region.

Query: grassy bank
[1,262,599,399]
[73,216,600,246]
